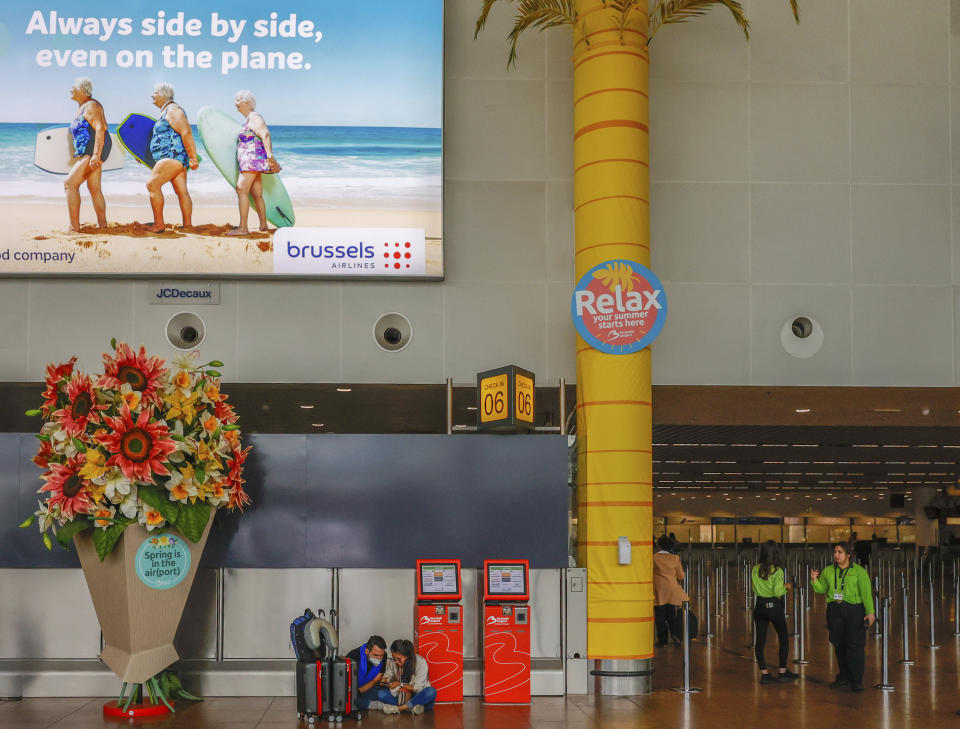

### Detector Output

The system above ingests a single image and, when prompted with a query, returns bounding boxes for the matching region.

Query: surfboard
[33,126,125,174]
[115,113,157,168]
[196,106,296,228]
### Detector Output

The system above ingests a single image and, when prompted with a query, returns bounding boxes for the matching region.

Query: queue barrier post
[925,568,940,649]
[671,601,701,694]
[793,585,810,665]
[874,597,894,691]
[952,572,960,638]
[897,580,914,665]
[704,574,714,638]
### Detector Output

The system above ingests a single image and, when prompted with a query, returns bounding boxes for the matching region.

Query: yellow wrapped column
[572,0,654,685]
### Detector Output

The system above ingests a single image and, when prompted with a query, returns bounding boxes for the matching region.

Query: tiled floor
[2,589,958,728]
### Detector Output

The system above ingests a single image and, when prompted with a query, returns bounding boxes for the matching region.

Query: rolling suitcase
[296,660,331,721]
[331,656,362,721]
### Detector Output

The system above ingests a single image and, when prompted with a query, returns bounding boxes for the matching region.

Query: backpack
[291,609,318,661]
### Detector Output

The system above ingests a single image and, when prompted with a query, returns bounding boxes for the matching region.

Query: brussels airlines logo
[571,260,667,355]
[486,616,510,625]
[274,227,426,276]
[419,616,444,625]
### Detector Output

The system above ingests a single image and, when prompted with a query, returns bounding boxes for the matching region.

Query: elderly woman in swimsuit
[65,77,110,232]
[145,82,199,233]
[227,89,280,236]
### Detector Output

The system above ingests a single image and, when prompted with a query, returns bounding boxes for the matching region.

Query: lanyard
[833,566,850,594]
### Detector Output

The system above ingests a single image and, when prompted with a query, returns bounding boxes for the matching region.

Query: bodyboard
[116,113,157,168]
[34,126,125,174]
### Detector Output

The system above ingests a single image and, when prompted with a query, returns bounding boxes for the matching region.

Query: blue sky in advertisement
[0,1,442,127]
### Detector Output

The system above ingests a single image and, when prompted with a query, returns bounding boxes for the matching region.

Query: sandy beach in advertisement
[0,202,442,276]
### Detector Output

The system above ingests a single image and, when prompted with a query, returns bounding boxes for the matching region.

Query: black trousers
[753,597,789,670]
[654,604,677,644]
[826,601,867,684]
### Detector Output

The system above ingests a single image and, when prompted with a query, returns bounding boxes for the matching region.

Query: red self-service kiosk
[481,559,531,704]
[414,559,464,702]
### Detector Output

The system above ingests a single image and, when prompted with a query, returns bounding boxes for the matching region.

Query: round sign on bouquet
[135,534,191,590]
[571,260,667,354]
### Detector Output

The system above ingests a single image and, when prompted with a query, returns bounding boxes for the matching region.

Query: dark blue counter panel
[1,434,568,568]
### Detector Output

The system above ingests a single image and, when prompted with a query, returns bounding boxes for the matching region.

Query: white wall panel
[236,281,341,382]
[650,82,748,182]
[444,181,546,282]
[444,79,546,182]
[650,183,749,282]
[28,281,135,375]
[651,284,750,384]
[750,84,850,182]
[851,85,949,184]
[547,283,577,384]
[851,0,948,84]
[852,185,950,284]
[750,0,848,83]
[443,282,546,383]
[852,286,954,385]
[0,282,29,380]
[751,183,851,284]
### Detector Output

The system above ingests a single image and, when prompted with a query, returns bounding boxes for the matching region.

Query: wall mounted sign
[571,260,667,354]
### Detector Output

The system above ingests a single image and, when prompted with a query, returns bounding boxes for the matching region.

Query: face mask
[369,656,382,666]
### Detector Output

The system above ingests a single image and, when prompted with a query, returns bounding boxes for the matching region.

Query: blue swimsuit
[70,102,112,160]
[149,103,189,169]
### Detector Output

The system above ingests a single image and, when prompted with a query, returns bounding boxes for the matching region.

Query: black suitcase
[296,660,331,720]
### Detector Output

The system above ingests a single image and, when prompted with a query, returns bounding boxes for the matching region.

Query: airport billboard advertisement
[0,1,443,278]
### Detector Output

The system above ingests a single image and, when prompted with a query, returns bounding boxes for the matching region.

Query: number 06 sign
[477,366,535,432]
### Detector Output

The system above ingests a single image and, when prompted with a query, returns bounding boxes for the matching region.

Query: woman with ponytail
[752,540,799,684]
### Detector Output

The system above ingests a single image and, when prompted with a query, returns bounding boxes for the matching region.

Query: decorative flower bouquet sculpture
[20,340,250,716]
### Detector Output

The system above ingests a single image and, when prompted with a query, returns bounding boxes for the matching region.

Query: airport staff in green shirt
[752,540,800,683]
[810,541,876,692]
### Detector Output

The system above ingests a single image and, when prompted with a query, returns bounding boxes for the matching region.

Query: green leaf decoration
[194,463,206,485]
[178,501,211,543]
[55,518,91,548]
[222,424,240,431]
[205,370,222,377]
[208,360,224,368]
[72,437,87,453]
[92,522,127,561]
[36,433,51,442]
[43,532,52,550]
[24,409,42,417]
[110,337,117,349]
[19,515,36,528]
[138,486,180,523]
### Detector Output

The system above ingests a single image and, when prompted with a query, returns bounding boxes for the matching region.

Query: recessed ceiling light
[300,404,315,409]
[336,388,352,393]
[795,408,811,413]
[311,423,324,427]
[466,406,478,411]
[873,408,901,413]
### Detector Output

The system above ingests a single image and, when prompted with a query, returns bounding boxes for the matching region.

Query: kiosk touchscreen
[481,559,531,704]
[414,560,463,702]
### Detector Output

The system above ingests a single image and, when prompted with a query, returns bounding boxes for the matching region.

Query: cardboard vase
[74,513,213,684]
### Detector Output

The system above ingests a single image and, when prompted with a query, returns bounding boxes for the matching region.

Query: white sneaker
[382,704,400,714]
[411,705,424,716]
[367,701,382,711]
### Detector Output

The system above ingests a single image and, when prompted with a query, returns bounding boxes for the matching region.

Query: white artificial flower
[102,469,132,502]
[138,507,164,531]
[119,486,139,519]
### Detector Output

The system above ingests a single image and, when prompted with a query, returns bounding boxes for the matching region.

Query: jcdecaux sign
[571,260,667,355]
